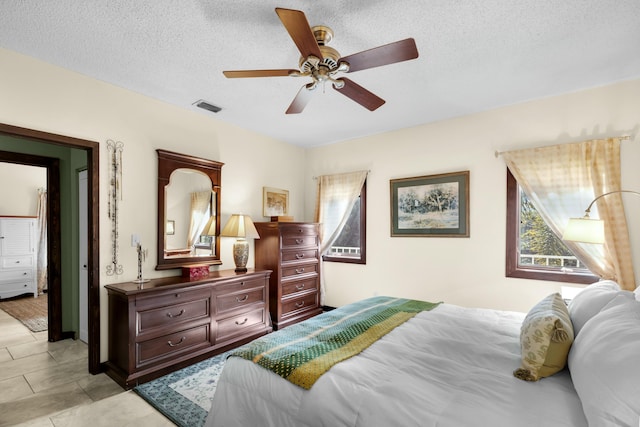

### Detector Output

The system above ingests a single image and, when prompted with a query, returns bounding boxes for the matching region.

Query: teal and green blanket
[231,296,441,389]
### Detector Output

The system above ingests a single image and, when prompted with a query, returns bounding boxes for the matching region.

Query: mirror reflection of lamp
[562,190,640,243]
[202,215,217,255]
[220,214,260,272]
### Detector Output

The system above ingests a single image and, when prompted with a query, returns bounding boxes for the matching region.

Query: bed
[205,284,640,427]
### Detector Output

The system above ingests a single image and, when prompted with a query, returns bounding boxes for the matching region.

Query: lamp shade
[562,217,605,244]
[202,215,217,236]
[220,214,260,239]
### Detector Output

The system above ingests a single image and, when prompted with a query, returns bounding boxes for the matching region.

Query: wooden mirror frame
[156,149,224,270]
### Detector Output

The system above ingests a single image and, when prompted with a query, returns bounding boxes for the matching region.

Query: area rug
[0,293,48,332]
[134,352,229,427]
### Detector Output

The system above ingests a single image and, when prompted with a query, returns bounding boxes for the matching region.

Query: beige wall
[0,48,306,360]
[0,163,46,216]
[2,46,639,360]
[305,78,640,312]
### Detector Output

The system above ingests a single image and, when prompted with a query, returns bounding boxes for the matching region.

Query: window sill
[506,266,599,284]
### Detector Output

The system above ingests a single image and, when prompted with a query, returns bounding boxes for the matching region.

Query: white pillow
[568,295,640,426]
[567,280,632,335]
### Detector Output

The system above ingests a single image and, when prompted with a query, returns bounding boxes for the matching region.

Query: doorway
[0,123,100,375]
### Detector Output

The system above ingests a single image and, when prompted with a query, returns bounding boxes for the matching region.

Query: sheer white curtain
[36,188,47,294]
[314,170,368,303]
[187,190,212,249]
[502,138,635,290]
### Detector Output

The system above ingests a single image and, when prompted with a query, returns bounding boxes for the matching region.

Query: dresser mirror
[156,149,224,270]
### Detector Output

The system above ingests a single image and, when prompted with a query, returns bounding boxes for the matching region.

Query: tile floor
[0,308,174,427]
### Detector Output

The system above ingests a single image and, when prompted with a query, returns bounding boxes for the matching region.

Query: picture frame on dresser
[390,170,470,237]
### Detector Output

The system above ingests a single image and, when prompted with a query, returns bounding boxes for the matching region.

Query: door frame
[0,123,100,375]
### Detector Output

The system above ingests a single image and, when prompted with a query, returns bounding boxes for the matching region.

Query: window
[323,180,366,264]
[506,170,597,284]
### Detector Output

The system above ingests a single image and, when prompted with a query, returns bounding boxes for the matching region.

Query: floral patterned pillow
[513,292,574,381]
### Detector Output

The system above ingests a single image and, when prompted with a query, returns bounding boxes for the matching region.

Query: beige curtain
[36,188,47,294]
[502,138,635,290]
[187,190,212,248]
[314,170,368,302]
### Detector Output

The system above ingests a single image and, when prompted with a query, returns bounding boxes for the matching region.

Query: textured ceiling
[2,1,640,147]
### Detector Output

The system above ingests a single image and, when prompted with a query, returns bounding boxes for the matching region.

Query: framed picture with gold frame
[390,171,469,237]
[263,187,289,217]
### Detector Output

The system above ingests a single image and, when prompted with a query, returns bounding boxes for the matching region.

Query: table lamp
[220,214,260,272]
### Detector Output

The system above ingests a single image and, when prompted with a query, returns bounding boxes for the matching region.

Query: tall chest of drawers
[0,216,38,299]
[104,269,272,389]
[254,222,322,330]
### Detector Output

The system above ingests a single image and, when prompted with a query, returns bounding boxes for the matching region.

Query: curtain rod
[494,135,632,158]
[313,169,371,180]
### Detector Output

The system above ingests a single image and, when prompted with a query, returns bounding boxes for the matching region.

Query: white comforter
[205,303,587,427]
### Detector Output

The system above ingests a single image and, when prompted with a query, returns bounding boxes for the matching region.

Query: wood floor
[0,307,172,426]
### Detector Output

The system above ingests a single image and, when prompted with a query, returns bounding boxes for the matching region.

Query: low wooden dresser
[104,269,272,389]
[254,222,323,330]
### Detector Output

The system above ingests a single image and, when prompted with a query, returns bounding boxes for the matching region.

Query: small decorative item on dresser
[270,216,294,222]
[221,214,260,272]
[182,264,210,279]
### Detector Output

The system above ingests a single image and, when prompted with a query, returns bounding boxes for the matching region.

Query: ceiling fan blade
[333,78,385,111]
[286,83,316,114]
[223,69,298,78]
[275,8,323,60]
[340,38,419,73]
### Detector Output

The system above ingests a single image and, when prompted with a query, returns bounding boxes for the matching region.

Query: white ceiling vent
[193,100,222,113]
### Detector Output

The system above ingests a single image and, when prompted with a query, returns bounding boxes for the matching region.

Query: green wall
[0,135,87,335]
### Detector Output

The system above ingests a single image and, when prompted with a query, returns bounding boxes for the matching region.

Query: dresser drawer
[215,287,265,314]
[0,269,33,284]
[217,307,266,343]
[281,248,319,264]
[282,263,319,279]
[138,297,210,334]
[136,288,210,312]
[281,292,319,318]
[281,276,319,297]
[282,234,319,248]
[214,276,266,294]
[1,255,34,269]
[0,280,35,294]
[136,323,210,367]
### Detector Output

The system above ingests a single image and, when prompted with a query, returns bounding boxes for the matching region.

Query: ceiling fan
[223,7,419,114]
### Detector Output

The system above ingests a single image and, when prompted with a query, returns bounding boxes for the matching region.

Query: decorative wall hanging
[107,139,124,275]
[263,186,289,217]
[390,171,470,237]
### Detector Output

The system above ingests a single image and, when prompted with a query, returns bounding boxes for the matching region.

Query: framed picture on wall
[166,220,175,235]
[263,187,289,217]
[390,171,469,237]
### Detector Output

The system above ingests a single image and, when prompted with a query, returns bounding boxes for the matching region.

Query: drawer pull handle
[236,295,248,302]
[295,253,305,259]
[296,284,305,290]
[166,309,185,318]
[167,336,186,347]
[295,238,304,244]
[295,301,305,308]
[23,272,28,276]
[240,281,246,286]
[15,260,21,264]
[295,268,305,274]
[174,293,181,298]
[235,318,248,326]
